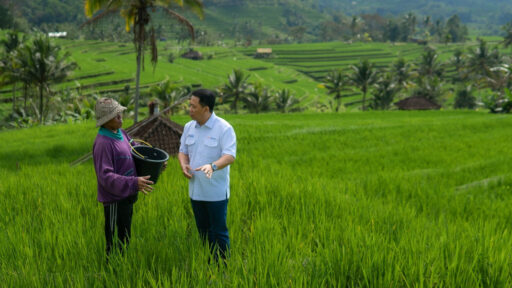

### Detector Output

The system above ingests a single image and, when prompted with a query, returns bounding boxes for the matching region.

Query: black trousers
[103,194,137,256]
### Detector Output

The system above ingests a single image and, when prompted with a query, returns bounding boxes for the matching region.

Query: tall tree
[221,69,250,113]
[466,39,502,80]
[417,46,443,78]
[243,82,272,113]
[502,21,512,48]
[14,35,77,123]
[349,59,377,111]
[324,69,347,112]
[372,74,399,110]
[82,0,204,123]
[0,31,24,112]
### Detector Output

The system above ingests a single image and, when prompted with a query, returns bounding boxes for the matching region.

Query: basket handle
[128,139,153,159]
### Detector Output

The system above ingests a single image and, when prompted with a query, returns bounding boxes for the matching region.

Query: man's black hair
[191,89,216,113]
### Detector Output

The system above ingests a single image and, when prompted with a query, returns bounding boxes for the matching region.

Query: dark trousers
[191,199,230,261]
[103,195,137,256]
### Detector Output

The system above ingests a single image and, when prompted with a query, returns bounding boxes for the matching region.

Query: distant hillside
[2,0,511,36]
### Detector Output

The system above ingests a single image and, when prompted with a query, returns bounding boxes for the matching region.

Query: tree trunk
[39,84,43,123]
[134,44,142,124]
[362,90,367,111]
[12,83,16,112]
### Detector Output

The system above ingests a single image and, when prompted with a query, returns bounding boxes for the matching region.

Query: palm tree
[324,69,347,112]
[0,31,24,112]
[417,46,443,78]
[372,74,400,110]
[15,35,77,123]
[450,49,466,82]
[501,21,512,48]
[349,59,377,111]
[150,78,189,115]
[243,82,272,113]
[389,57,414,90]
[274,89,302,113]
[466,39,501,81]
[82,0,204,123]
[221,69,250,113]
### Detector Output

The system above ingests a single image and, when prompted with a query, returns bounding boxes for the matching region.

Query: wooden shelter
[254,48,272,58]
[181,49,203,60]
[394,96,441,110]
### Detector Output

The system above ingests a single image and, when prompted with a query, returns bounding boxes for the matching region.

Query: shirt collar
[195,112,217,129]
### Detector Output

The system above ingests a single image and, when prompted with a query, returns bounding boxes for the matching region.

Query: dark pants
[103,194,137,256]
[191,199,230,261]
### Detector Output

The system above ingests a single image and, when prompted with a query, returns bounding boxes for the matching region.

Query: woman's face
[103,113,123,131]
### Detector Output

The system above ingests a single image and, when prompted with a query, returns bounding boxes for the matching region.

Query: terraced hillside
[0,37,509,116]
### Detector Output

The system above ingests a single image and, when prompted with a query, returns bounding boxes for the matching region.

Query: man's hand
[195,164,213,179]
[137,176,154,195]
[182,164,193,179]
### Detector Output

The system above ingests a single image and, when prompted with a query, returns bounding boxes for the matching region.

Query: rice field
[1,110,512,286]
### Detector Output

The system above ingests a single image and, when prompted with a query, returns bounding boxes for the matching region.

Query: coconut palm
[274,89,302,113]
[0,31,24,112]
[221,69,250,113]
[150,78,189,115]
[417,46,443,78]
[466,39,501,81]
[502,21,512,48]
[324,69,347,112]
[372,74,400,110]
[82,0,204,123]
[14,35,77,123]
[389,57,414,90]
[349,59,377,111]
[243,82,272,113]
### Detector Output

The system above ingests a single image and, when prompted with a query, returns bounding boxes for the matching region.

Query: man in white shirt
[178,89,236,262]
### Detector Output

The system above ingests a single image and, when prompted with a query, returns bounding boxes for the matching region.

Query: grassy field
[1,110,512,286]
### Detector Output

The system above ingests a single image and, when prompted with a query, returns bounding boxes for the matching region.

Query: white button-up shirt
[179,112,237,201]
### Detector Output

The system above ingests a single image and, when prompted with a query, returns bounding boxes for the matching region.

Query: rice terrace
[1,0,512,287]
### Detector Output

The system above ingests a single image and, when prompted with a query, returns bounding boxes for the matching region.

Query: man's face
[104,113,123,131]
[189,96,208,121]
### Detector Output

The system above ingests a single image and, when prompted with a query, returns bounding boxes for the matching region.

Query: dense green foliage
[1,111,512,286]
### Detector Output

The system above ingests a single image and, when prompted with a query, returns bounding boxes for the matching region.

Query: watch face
[212,163,217,170]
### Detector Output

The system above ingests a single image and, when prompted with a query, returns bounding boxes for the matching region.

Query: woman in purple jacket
[93,98,154,257]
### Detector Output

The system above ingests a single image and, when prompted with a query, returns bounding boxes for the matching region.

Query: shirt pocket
[205,137,218,148]
[185,135,196,146]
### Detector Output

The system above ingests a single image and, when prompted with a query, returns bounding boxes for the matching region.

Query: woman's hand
[138,176,154,195]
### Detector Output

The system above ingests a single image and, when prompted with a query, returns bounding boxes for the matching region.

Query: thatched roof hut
[181,49,203,60]
[394,96,441,110]
[128,113,183,156]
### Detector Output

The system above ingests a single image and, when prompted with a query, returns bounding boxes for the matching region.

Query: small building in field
[128,111,184,156]
[254,48,272,58]
[181,49,203,60]
[394,96,441,110]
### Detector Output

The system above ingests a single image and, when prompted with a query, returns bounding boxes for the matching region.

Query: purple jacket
[93,129,138,204]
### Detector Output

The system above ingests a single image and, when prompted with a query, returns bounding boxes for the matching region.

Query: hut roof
[394,96,441,110]
[181,50,203,60]
[128,114,184,156]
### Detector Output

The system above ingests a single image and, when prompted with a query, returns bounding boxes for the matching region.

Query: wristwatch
[211,162,218,171]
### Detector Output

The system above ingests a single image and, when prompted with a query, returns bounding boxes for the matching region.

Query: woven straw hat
[95,98,127,127]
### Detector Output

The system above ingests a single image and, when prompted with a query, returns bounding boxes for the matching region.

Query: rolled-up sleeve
[221,126,236,158]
